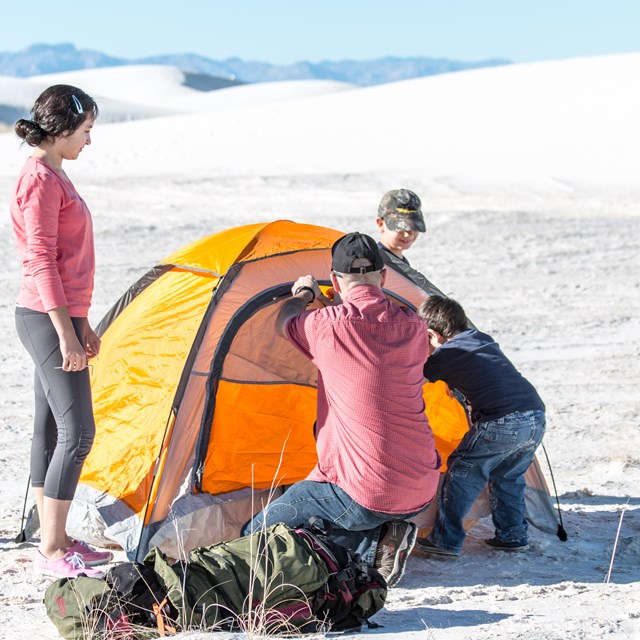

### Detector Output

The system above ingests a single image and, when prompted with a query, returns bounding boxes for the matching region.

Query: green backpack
[44,576,110,640]
[144,521,387,633]
[44,563,174,639]
[44,522,387,637]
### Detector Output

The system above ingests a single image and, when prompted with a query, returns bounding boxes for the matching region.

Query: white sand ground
[0,53,638,639]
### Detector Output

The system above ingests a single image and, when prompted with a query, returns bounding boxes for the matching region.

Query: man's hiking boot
[415,537,460,557]
[374,521,417,588]
[484,537,529,552]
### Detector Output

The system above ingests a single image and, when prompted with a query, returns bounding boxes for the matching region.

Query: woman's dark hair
[14,84,99,147]
[418,294,469,338]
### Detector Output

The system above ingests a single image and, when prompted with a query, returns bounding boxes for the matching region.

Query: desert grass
[65,576,160,640]
[39,432,334,639]
[585,505,631,639]
[67,536,324,639]
[113,441,330,638]
[239,441,330,636]
[604,506,626,586]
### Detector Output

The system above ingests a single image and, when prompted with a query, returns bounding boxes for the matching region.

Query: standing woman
[11,85,112,578]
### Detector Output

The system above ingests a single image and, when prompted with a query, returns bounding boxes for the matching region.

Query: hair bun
[14,118,46,147]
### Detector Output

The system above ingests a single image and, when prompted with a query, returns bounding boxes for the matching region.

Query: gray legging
[15,307,95,500]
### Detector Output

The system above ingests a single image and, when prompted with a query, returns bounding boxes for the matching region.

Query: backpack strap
[153,597,177,636]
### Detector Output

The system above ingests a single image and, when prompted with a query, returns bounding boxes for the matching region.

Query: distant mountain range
[0,43,511,87]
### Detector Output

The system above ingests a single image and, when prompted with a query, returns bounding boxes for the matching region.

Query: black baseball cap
[378,188,426,233]
[331,232,384,274]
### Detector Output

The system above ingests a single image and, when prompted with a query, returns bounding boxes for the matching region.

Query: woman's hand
[48,307,89,371]
[59,332,88,371]
[85,324,101,358]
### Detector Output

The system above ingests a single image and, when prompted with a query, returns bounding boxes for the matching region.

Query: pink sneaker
[67,540,113,566]
[33,551,105,578]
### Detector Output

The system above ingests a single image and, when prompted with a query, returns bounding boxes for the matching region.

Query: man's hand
[291,275,322,301]
[275,275,321,337]
[318,287,341,306]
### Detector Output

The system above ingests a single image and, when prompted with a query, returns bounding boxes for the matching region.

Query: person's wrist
[294,285,315,304]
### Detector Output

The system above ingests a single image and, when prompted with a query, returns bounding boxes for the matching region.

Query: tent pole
[14,474,32,543]
[134,411,178,562]
[541,443,568,541]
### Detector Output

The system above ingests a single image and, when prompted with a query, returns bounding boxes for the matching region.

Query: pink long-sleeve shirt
[10,157,95,316]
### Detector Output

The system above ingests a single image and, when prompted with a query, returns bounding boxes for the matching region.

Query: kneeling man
[242,232,441,588]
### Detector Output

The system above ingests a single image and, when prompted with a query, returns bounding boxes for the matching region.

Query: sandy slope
[0,55,638,639]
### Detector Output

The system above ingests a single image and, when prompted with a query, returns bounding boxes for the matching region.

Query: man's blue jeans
[430,410,546,553]
[241,480,427,565]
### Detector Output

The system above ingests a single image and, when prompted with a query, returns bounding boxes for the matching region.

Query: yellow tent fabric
[67,220,557,560]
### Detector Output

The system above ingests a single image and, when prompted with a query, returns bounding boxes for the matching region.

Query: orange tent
[67,221,559,560]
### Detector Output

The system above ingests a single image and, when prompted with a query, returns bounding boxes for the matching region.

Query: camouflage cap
[377,189,426,233]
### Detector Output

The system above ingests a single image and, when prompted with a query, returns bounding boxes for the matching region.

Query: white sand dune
[1,65,355,122]
[30,65,355,110]
[2,53,639,211]
[0,53,638,639]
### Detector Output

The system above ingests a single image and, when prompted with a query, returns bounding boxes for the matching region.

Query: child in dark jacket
[415,295,546,556]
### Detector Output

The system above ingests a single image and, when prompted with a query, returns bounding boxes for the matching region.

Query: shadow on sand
[405,496,640,589]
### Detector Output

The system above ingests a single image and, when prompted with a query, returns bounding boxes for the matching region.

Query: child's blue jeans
[430,409,546,553]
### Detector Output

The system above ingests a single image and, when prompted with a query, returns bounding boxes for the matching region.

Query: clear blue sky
[3,0,639,64]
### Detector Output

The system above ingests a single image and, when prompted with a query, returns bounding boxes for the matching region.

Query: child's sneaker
[484,537,529,552]
[67,540,113,566]
[33,551,105,578]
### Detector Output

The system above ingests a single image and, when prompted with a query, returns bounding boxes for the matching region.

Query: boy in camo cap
[376,188,426,265]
